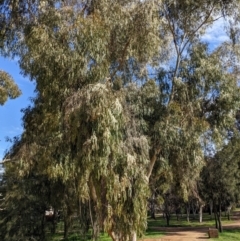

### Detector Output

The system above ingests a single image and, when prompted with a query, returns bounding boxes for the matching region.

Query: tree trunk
[166,213,170,226]
[147,148,161,179]
[107,230,137,241]
[50,210,57,234]
[89,200,100,241]
[213,201,222,232]
[107,230,118,241]
[214,211,218,230]
[150,193,156,219]
[186,203,190,222]
[209,200,213,217]
[92,218,100,241]
[199,204,203,223]
[64,215,71,240]
[213,203,218,230]
[226,205,231,220]
[218,201,223,232]
[131,231,137,241]
[40,214,46,241]
[176,207,181,221]
[217,213,223,233]
[216,209,223,232]
[227,211,230,220]
[191,202,197,219]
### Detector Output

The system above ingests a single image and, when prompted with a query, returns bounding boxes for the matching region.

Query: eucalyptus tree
[1,0,240,241]
[147,0,240,221]
[200,135,240,232]
[2,1,164,240]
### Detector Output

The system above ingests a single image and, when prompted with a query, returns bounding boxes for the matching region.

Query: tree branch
[110,38,131,80]
[147,147,161,179]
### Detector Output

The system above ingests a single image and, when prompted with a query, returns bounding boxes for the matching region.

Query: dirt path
[142,220,240,241]
[143,226,209,241]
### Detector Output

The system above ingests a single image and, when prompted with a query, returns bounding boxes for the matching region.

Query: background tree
[200,135,240,232]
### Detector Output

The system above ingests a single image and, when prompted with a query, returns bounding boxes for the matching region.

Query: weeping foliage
[47,82,150,239]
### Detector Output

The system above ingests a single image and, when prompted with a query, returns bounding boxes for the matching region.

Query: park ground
[48,210,240,241]
[140,210,240,241]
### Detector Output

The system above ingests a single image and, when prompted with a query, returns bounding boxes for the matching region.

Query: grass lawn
[47,230,164,241]
[100,231,164,241]
[138,231,164,240]
[47,226,164,241]
[147,212,232,228]
[210,229,240,241]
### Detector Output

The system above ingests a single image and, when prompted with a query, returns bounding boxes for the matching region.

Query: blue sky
[0,17,230,160]
[0,57,35,160]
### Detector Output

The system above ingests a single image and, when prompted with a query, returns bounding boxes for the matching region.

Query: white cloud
[201,17,230,49]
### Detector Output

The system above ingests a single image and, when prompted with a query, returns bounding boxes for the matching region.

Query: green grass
[138,230,164,240]
[147,212,233,228]
[47,230,164,241]
[47,232,106,241]
[210,229,240,241]
[47,227,164,241]
[98,232,164,241]
[46,230,112,241]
